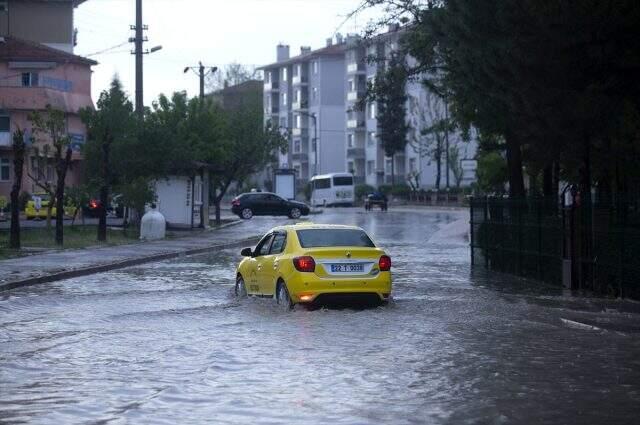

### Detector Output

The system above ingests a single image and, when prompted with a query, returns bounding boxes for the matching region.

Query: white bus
[310,173,355,207]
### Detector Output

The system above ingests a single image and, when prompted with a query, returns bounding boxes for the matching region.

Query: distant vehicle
[235,223,392,309]
[310,172,354,207]
[231,192,310,219]
[364,192,388,211]
[25,193,57,219]
[83,195,124,218]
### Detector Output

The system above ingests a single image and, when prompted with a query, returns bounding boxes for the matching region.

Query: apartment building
[0,36,96,199]
[0,0,86,53]
[345,28,477,189]
[260,38,347,187]
[262,27,476,190]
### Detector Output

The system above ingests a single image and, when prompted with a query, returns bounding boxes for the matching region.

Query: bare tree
[9,128,26,249]
[408,91,450,189]
[206,63,262,92]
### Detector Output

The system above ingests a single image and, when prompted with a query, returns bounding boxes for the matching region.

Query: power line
[82,41,129,57]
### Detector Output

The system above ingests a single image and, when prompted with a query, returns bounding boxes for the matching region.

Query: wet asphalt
[1,208,639,424]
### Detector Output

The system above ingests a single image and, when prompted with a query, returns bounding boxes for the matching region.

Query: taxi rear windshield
[296,229,375,248]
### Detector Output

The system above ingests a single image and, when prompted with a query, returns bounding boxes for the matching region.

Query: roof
[310,172,354,180]
[258,43,346,70]
[0,36,97,66]
[270,223,365,232]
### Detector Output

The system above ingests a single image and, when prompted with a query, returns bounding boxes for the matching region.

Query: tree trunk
[435,138,441,190]
[9,130,26,250]
[46,204,52,228]
[214,198,221,226]
[391,153,395,186]
[98,136,111,242]
[54,146,72,246]
[505,133,525,198]
[543,165,553,198]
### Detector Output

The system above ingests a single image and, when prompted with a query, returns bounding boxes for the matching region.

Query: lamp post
[184,62,218,99]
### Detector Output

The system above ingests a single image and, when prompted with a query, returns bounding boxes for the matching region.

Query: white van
[310,173,355,207]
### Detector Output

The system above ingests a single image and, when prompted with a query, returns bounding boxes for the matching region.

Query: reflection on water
[1,208,639,424]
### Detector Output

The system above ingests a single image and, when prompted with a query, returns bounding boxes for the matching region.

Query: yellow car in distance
[235,223,392,309]
[25,193,57,219]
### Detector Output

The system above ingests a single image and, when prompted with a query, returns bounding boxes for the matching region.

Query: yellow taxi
[25,193,57,219]
[235,223,392,309]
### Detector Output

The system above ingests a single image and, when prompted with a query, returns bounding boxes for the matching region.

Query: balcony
[264,81,280,91]
[347,90,365,102]
[346,119,365,130]
[292,75,308,86]
[347,147,365,159]
[292,100,308,111]
[291,127,309,137]
[347,62,366,74]
[0,132,10,147]
[353,175,366,185]
[292,152,309,162]
[0,74,73,92]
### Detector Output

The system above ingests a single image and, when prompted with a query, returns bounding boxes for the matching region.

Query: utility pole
[184,62,218,99]
[130,0,162,120]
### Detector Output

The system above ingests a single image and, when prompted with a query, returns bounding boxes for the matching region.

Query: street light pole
[130,0,162,120]
[134,0,143,119]
[184,62,218,99]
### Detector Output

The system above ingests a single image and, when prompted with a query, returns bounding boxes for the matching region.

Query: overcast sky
[74,0,383,106]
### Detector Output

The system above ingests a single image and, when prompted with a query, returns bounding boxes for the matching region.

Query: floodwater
[1,208,639,424]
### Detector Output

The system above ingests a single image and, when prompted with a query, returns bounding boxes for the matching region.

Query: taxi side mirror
[240,247,253,257]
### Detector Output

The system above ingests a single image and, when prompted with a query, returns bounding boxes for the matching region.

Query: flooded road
[1,208,639,424]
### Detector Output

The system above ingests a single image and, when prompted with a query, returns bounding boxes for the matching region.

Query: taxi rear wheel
[276,281,294,311]
[235,275,247,298]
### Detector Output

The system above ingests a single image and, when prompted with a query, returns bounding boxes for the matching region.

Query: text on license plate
[330,263,364,273]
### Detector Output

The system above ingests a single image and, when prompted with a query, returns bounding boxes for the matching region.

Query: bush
[390,184,411,197]
[378,185,393,195]
[355,184,375,200]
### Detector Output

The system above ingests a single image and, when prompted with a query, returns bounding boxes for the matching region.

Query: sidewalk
[0,220,260,292]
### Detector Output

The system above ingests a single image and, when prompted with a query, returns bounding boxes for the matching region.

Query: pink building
[0,36,96,199]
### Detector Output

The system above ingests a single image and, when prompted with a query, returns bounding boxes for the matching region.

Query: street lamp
[184,62,218,99]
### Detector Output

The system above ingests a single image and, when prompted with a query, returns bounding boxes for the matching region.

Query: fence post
[470,197,475,266]
[484,197,489,268]
[537,200,543,281]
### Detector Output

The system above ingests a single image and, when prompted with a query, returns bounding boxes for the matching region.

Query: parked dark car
[231,192,310,219]
[364,192,388,211]
[83,195,124,218]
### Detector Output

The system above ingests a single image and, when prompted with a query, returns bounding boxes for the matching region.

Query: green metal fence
[470,196,640,299]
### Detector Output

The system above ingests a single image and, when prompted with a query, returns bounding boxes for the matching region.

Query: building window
[312,87,318,101]
[313,61,318,74]
[0,115,9,132]
[293,164,301,176]
[282,92,287,106]
[347,134,354,148]
[295,114,301,129]
[294,139,301,153]
[367,132,376,146]
[348,79,355,92]
[369,103,376,119]
[409,157,417,173]
[0,158,10,181]
[347,161,354,174]
[282,67,288,82]
[22,72,39,87]
[279,117,287,128]
[385,158,392,175]
[0,2,8,13]
[293,64,299,77]
[265,72,271,84]
[367,160,375,175]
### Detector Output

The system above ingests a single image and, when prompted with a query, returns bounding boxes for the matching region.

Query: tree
[206,62,261,92]
[373,53,409,185]
[408,92,454,189]
[81,77,136,241]
[448,143,464,188]
[29,106,73,246]
[9,128,26,249]
[209,90,287,224]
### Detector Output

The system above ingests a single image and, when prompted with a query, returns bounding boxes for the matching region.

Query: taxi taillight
[293,256,316,272]
[379,255,391,271]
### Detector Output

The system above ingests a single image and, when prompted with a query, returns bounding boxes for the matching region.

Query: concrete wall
[0,1,75,52]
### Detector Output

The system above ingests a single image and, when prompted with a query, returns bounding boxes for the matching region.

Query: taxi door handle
[273,262,279,270]
[257,265,262,271]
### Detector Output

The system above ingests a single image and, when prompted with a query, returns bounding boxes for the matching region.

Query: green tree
[372,53,409,185]
[81,77,136,241]
[29,106,73,246]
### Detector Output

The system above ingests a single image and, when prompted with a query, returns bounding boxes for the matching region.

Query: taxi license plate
[331,263,364,273]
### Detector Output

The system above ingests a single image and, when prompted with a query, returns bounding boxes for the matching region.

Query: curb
[0,235,261,292]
